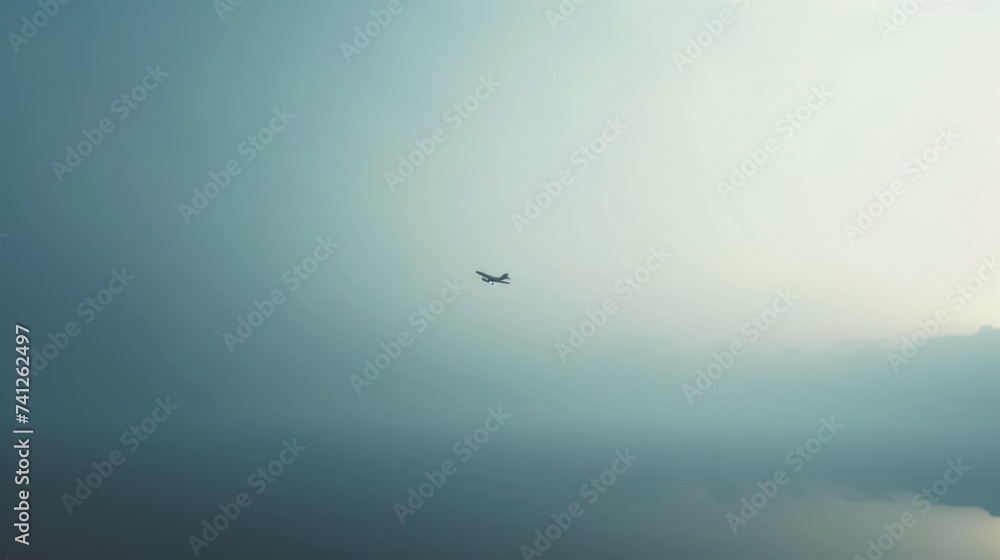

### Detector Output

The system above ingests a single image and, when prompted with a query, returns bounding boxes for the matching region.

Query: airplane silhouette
[476,271,510,285]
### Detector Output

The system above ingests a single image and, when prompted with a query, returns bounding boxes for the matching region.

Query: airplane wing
[495,280,510,284]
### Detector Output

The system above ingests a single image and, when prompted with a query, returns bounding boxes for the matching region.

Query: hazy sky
[1,1,998,559]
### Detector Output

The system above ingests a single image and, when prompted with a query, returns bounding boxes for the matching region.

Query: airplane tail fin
[500,273,510,280]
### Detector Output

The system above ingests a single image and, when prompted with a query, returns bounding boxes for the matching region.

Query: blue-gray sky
[1,1,998,559]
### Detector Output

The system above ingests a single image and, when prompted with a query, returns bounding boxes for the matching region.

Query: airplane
[476,271,510,285]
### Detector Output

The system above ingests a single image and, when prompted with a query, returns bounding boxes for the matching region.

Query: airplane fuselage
[476,271,509,284]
